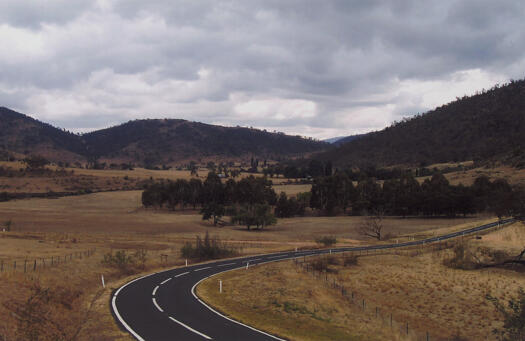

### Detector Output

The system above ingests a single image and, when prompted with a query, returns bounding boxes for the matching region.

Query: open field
[0,191,485,249]
[0,189,512,340]
[0,161,294,194]
[198,221,525,341]
[422,165,525,186]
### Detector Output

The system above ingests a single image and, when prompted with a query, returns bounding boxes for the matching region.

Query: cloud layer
[1,0,524,138]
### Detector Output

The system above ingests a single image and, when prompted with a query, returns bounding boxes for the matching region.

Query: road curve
[112,218,515,341]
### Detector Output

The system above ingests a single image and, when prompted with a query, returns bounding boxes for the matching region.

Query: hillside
[0,108,327,165]
[319,79,525,168]
[83,119,327,165]
[0,107,86,162]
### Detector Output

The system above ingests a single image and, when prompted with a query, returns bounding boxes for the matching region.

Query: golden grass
[0,188,507,340]
[198,222,525,341]
[273,184,311,196]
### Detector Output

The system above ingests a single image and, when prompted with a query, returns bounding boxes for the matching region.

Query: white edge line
[194,266,212,272]
[160,278,172,285]
[152,285,159,296]
[174,271,190,277]
[152,297,164,312]
[218,263,236,267]
[168,316,213,340]
[112,273,152,341]
[191,264,288,341]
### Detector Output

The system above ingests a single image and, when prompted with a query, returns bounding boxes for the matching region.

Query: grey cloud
[0,1,524,138]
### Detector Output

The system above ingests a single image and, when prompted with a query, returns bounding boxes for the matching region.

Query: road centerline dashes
[218,262,236,267]
[174,271,189,278]
[152,285,159,296]
[194,266,212,272]
[152,297,164,312]
[160,278,172,285]
[168,316,212,340]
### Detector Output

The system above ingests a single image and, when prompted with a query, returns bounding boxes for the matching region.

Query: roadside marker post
[101,274,106,288]
[185,259,188,267]
[219,280,222,293]
[246,261,249,270]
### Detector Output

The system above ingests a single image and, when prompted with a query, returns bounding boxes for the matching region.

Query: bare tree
[358,209,385,240]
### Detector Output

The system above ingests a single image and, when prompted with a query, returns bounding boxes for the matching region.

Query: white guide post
[219,280,222,293]
[101,274,105,288]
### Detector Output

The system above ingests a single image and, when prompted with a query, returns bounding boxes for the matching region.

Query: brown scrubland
[197,222,525,341]
[0,161,523,340]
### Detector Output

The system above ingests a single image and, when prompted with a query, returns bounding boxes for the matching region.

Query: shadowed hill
[0,107,327,165]
[319,79,525,168]
[0,107,86,162]
[82,119,327,165]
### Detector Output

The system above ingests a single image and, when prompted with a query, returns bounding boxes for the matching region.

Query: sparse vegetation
[180,231,239,260]
[315,236,337,247]
[487,287,525,341]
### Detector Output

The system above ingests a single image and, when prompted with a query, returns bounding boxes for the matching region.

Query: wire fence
[294,252,439,341]
[0,248,96,275]
[290,221,515,341]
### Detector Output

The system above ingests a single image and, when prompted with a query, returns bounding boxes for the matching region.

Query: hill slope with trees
[82,119,327,166]
[319,79,525,168]
[0,107,327,165]
[0,107,86,162]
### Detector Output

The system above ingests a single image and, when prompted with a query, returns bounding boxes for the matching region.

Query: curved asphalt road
[112,218,515,341]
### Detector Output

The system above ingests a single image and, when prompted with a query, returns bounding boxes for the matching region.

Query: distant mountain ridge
[0,107,328,165]
[318,79,525,168]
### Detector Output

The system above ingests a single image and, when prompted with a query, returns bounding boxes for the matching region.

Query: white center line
[174,271,189,278]
[218,263,236,267]
[267,255,287,259]
[194,266,212,272]
[168,316,212,340]
[152,297,164,312]
[244,258,261,262]
[152,286,159,296]
[160,278,172,285]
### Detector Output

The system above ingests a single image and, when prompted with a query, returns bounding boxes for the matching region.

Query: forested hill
[0,107,86,162]
[0,107,327,165]
[319,79,525,168]
[82,119,327,165]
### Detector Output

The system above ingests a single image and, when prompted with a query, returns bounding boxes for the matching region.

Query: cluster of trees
[142,173,278,229]
[263,160,333,178]
[307,173,524,218]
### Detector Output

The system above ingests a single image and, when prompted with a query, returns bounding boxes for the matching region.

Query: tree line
[142,172,524,229]
[302,173,524,218]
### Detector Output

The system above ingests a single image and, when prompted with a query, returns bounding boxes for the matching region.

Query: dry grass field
[197,222,525,341]
[422,165,525,186]
[0,189,495,340]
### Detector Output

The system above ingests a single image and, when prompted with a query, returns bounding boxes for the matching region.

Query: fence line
[0,248,96,275]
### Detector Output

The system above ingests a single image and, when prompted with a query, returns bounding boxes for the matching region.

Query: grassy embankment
[197,221,525,341]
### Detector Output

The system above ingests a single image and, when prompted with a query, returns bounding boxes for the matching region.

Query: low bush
[315,236,337,247]
[343,254,358,267]
[181,231,239,261]
[102,249,148,273]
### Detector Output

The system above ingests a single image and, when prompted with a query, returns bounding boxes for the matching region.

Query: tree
[232,204,276,230]
[23,155,49,170]
[486,287,525,341]
[201,203,225,226]
[358,210,385,240]
[3,219,12,232]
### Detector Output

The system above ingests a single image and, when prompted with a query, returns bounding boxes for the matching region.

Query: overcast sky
[1,1,524,139]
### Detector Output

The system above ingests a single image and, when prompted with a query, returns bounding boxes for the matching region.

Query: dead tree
[358,210,385,240]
